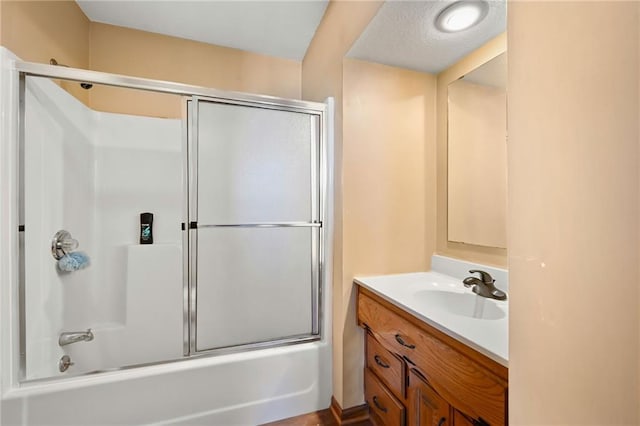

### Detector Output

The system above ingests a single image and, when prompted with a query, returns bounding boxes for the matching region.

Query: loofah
[57,251,90,272]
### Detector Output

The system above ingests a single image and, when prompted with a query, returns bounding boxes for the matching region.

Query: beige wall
[89,23,302,117]
[301,0,383,409]
[448,80,507,248]
[508,2,639,424]
[437,33,507,267]
[1,0,90,103]
[0,2,301,116]
[342,58,436,408]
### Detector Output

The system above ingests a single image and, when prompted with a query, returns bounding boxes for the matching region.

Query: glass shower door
[191,99,321,353]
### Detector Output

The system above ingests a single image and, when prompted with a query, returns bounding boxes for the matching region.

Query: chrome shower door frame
[187,96,324,356]
[13,61,328,383]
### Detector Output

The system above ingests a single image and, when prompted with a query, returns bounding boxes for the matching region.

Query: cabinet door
[408,369,450,426]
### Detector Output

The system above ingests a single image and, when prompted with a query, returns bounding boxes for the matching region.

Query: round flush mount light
[435,1,489,33]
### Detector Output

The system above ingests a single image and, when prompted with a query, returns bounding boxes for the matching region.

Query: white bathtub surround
[64,244,184,374]
[0,47,20,426]
[354,266,508,366]
[23,74,96,380]
[431,254,508,292]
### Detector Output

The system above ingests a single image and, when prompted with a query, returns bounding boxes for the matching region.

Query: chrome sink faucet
[58,329,94,346]
[463,270,507,301]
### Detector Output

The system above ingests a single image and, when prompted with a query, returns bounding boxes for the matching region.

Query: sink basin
[413,290,506,320]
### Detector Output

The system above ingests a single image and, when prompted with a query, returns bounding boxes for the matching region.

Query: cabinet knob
[438,417,446,426]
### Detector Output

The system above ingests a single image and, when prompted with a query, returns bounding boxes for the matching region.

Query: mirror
[447,52,507,249]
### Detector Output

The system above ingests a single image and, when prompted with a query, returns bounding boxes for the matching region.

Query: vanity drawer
[366,332,405,399]
[358,291,507,425]
[365,367,405,426]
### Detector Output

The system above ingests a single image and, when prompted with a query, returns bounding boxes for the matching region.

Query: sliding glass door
[189,99,322,353]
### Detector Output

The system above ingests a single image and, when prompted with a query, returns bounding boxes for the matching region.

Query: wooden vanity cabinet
[357,285,508,426]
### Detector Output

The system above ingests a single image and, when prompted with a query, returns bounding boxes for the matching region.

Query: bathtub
[2,341,332,425]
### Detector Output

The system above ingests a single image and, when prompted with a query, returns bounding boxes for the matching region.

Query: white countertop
[354,271,508,367]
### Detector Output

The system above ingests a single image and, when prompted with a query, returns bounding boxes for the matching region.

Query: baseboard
[330,396,370,425]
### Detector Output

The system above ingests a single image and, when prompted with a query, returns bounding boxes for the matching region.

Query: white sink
[413,290,506,320]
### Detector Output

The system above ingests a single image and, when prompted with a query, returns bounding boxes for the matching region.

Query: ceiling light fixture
[435,1,489,33]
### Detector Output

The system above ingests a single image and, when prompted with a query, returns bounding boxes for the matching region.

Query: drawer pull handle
[372,396,388,413]
[438,417,446,426]
[395,334,415,349]
[374,355,390,369]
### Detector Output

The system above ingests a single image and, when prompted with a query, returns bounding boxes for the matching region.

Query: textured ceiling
[347,0,506,74]
[76,0,329,61]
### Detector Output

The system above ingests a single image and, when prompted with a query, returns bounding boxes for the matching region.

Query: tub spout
[59,329,94,346]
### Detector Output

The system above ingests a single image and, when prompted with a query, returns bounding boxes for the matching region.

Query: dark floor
[262,408,373,426]
[262,409,337,426]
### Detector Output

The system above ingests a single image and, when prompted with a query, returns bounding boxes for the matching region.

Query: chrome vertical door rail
[17,73,27,380]
[310,114,320,335]
[318,109,327,338]
[188,97,199,355]
[181,98,191,356]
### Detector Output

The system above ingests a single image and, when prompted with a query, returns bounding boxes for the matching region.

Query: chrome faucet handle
[490,287,508,301]
[464,270,508,301]
[468,269,494,284]
[59,355,74,372]
[462,276,482,288]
